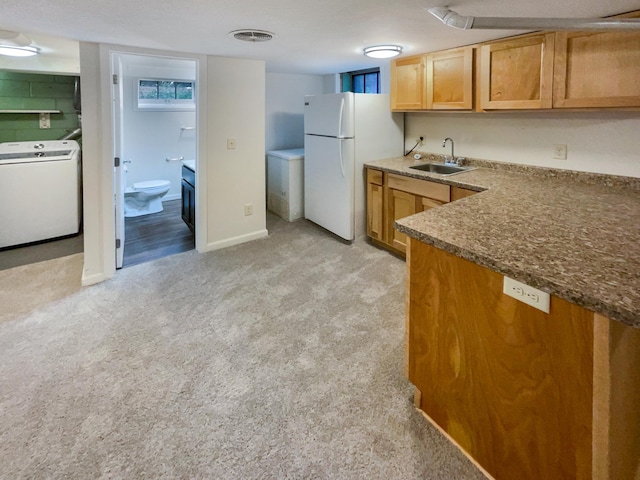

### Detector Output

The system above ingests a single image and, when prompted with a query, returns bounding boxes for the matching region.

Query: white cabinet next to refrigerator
[267,148,304,222]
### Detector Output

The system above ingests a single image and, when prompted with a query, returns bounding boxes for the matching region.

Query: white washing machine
[0,140,81,249]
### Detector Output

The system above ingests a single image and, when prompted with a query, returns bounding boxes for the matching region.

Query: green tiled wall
[0,72,80,143]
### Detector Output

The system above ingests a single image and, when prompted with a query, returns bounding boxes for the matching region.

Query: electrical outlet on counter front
[503,276,550,313]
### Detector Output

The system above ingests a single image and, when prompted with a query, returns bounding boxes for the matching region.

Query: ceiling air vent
[229,30,276,42]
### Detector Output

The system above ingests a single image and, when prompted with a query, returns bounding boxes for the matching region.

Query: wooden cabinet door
[418,196,445,212]
[386,189,417,253]
[554,29,640,108]
[480,33,554,109]
[366,169,384,242]
[390,55,426,110]
[181,179,195,232]
[426,47,474,110]
[451,186,477,201]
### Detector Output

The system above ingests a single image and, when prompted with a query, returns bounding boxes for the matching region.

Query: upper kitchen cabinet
[479,33,555,110]
[553,26,640,108]
[390,55,427,111]
[426,46,474,110]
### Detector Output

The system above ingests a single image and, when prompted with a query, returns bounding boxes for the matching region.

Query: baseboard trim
[201,229,268,252]
[81,271,109,286]
[163,193,181,202]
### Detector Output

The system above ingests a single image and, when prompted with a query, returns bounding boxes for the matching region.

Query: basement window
[341,68,380,94]
[137,79,195,111]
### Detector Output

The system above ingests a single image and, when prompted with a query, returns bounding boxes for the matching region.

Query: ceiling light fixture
[427,7,640,31]
[0,30,39,57]
[363,45,403,59]
[0,45,39,57]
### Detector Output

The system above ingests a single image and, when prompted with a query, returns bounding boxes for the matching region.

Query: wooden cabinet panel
[367,168,383,186]
[386,189,417,253]
[387,173,450,202]
[427,47,474,110]
[390,55,426,110]
[480,33,554,109]
[367,181,384,242]
[408,240,594,480]
[418,196,445,211]
[451,186,477,201]
[181,178,195,233]
[366,168,453,255]
[554,29,640,108]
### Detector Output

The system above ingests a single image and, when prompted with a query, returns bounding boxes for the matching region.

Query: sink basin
[409,163,471,175]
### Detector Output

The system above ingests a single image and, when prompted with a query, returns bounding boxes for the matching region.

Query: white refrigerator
[304,92,403,241]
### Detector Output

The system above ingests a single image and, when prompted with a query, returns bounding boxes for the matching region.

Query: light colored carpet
[0,215,486,479]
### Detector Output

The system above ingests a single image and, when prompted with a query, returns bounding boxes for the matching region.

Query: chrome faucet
[442,137,456,165]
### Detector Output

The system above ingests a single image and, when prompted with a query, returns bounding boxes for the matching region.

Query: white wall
[379,63,391,94]
[405,112,640,178]
[265,72,327,152]
[120,57,196,199]
[205,56,267,250]
[78,42,113,285]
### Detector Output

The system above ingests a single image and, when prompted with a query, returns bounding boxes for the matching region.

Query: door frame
[109,49,203,269]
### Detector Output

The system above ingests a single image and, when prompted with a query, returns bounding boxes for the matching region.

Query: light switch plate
[227,138,237,149]
[503,276,550,313]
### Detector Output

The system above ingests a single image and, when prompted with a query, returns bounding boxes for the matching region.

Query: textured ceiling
[1,0,639,75]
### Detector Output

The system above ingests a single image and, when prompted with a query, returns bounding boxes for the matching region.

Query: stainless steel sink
[409,163,473,175]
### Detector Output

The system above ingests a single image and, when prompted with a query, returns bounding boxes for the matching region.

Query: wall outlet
[418,136,424,145]
[244,204,253,216]
[503,276,550,313]
[39,112,51,129]
[553,144,567,160]
[227,138,237,149]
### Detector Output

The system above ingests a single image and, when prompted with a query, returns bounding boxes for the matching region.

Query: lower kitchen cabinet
[451,186,477,201]
[407,238,640,480]
[366,167,451,255]
[387,189,418,252]
[366,169,384,242]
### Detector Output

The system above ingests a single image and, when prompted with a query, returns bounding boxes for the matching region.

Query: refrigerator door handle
[339,139,346,178]
[338,98,345,139]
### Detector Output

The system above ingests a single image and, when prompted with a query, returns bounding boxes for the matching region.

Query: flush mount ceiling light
[229,29,277,42]
[363,45,403,59]
[0,30,39,57]
[428,7,640,31]
[0,45,39,57]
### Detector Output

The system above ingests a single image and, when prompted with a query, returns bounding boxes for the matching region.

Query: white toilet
[124,180,171,217]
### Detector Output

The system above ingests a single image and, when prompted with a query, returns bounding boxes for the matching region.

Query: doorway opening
[111,53,198,268]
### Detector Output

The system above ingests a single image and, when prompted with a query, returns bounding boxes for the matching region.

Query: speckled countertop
[365,154,640,328]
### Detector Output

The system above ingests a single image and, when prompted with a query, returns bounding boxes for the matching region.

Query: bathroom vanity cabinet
[181,164,195,233]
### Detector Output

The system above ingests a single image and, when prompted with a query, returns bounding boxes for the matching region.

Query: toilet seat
[132,180,170,190]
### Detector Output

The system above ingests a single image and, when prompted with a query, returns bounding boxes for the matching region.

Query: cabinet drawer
[388,173,450,202]
[367,168,383,186]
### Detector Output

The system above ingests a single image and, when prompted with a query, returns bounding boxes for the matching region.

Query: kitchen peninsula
[365,156,640,480]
